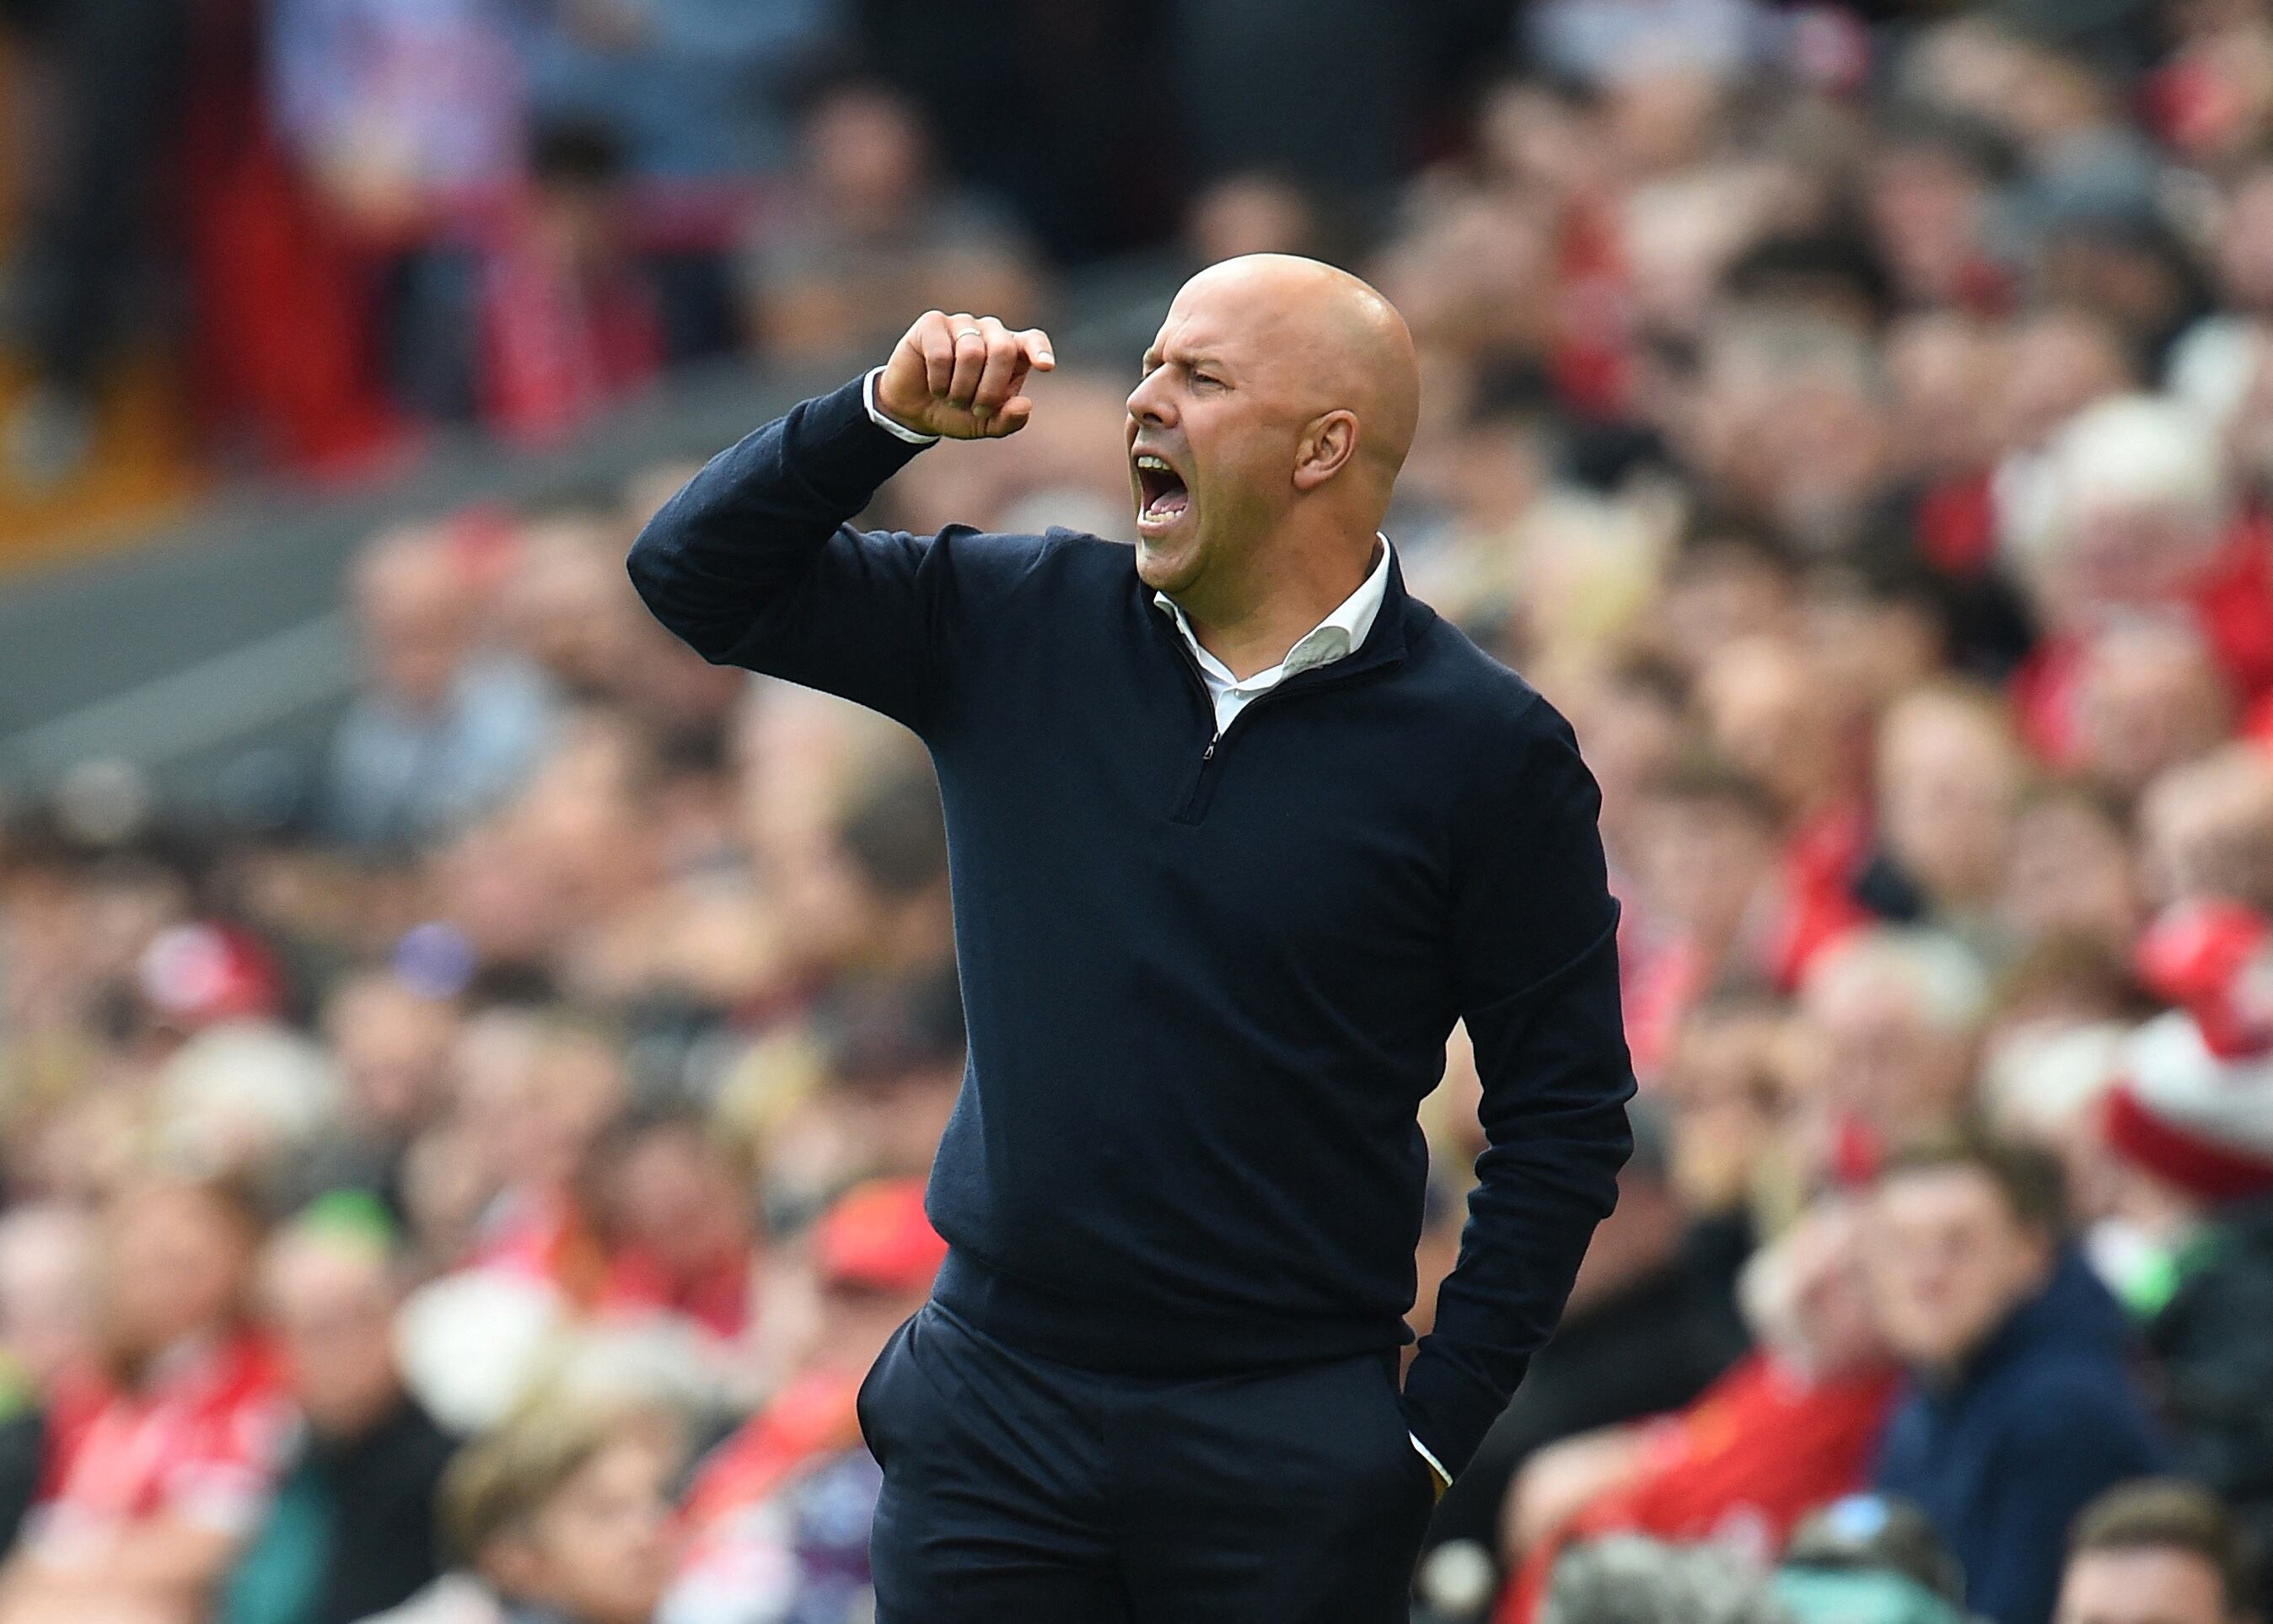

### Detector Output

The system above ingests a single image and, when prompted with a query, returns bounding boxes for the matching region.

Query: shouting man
[628,255,1636,1621]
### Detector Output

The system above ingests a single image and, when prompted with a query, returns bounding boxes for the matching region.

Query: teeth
[1136,455,1170,473]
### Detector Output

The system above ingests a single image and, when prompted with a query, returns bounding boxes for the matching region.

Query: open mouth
[1134,454,1190,529]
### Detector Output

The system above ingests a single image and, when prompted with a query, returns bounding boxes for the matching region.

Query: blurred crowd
[0,0,1505,485]
[13,1,2273,1623]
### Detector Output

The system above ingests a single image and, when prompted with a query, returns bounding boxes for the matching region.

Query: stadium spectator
[0,1177,291,1624]
[1865,1135,2167,1624]
[220,1200,458,1624]
[372,1397,677,1624]
[2101,901,2273,1572]
[1499,1197,1899,1618]
[663,1177,943,1624]
[38,5,2273,1618]
[2055,1480,2261,1624]
[588,1110,758,1344]
[741,79,1040,363]
[523,0,840,180]
[1797,928,1991,1154]
[0,1206,91,1553]
[327,524,558,852]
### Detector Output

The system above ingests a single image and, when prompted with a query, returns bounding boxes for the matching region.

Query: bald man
[628,256,1635,1621]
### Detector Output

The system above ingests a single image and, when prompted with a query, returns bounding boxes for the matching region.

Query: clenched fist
[874,311,1056,440]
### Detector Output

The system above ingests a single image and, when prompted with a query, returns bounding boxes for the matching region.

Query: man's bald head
[1169,255,1420,478]
[1127,255,1421,623]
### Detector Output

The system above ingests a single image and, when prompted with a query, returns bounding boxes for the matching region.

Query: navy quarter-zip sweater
[626,377,1636,1476]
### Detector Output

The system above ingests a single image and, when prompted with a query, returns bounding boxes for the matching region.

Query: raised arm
[1400,702,1636,1482]
[626,313,1052,729]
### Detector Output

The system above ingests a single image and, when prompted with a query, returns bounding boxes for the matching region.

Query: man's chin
[1134,520,1206,592]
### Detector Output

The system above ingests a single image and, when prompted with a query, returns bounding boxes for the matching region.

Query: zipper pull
[1202,740,1217,761]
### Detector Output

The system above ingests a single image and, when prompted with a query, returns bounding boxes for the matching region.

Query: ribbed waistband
[931,1247,1405,1377]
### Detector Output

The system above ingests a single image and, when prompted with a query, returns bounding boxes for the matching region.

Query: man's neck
[1174,531,1383,681]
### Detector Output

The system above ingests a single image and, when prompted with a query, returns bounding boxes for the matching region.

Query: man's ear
[1293,411,1360,492]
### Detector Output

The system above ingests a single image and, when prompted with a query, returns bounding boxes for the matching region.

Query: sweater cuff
[1400,1340,1528,1481]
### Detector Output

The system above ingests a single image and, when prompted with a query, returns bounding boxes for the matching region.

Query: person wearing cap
[2104,901,2273,1584]
[628,261,1635,1617]
[663,1179,948,1624]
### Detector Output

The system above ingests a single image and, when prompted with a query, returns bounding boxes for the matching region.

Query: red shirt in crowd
[1496,1351,1900,1623]
[30,1329,292,1553]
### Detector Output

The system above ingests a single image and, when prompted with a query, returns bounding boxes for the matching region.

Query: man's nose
[1126,374,1175,427]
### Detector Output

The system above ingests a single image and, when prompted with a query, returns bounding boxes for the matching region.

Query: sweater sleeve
[1400,700,1636,1480]
[626,376,959,731]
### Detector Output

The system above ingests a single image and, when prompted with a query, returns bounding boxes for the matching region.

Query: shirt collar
[1153,535,1394,682]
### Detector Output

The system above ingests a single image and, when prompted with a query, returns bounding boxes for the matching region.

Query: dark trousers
[859,1301,1438,1622]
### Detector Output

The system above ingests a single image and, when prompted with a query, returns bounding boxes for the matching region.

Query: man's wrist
[862,368,939,446]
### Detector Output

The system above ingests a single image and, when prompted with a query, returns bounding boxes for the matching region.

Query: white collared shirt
[864,372,1448,1492]
[1153,537,1392,734]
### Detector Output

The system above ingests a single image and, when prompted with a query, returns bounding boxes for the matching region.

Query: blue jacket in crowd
[1874,1249,2168,1624]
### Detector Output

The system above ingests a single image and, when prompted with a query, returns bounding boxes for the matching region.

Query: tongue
[1147,487,1189,519]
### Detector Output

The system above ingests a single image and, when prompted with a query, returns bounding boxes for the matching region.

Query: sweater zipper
[1169,648,1386,826]
[1169,637,1222,824]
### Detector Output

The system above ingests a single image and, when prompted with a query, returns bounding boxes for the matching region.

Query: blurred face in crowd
[1867,142,1988,307]
[2217,165,2273,313]
[1864,1164,2054,1374]
[605,1123,750,1278]
[1876,691,2023,910]
[2051,500,2226,627]
[1567,1158,1685,1314]
[2073,624,2233,802]
[455,1015,626,1197]
[355,527,476,714]
[2139,745,2273,911]
[1658,539,1794,681]
[1126,256,1416,623]
[836,1065,964,1180]
[1749,1200,1887,1378]
[807,86,927,226]
[1185,173,1324,266]
[101,1182,256,1369]
[1560,669,1682,857]
[1696,637,1844,815]
[2001,792,2141,949]
[0,1207,91,1392]
[1631,785,1778,960]
[1663,1004,1792,1213]
[1800,575,1944,726]
[262,1232,402,1438]
[2056,1543,2240,1624]
[814,1273,932,1378]
[502,516,644,700]
[1801,949,1980,1139]
[486,1433,674,1624]
[1886,312,2002,475]
[1996,309,2132,454]
[325,971,457,1135]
